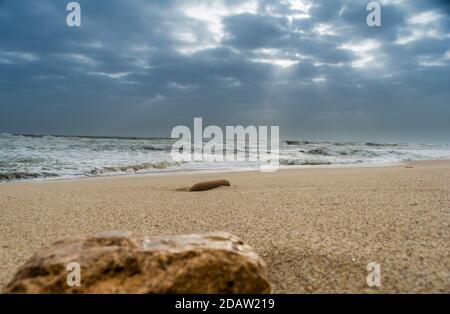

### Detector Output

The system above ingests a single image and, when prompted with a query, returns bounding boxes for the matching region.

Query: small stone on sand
[189,179,230,192]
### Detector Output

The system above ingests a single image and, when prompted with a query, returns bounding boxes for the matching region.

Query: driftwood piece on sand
[189,179,230,192]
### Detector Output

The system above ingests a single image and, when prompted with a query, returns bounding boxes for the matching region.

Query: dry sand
[1,160,449,293]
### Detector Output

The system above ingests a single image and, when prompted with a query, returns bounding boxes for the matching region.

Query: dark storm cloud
[223,13,286,49]
[0,0,449,142]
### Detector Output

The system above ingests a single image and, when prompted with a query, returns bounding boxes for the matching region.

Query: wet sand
[1,160,449,293]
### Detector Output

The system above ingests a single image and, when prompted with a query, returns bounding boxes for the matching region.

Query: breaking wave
[92,161,182,174]
[0,172,58,180]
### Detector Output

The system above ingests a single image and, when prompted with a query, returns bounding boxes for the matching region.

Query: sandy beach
[0,160,449,293]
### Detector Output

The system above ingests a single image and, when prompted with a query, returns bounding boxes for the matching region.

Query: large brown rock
[4,231,271,294]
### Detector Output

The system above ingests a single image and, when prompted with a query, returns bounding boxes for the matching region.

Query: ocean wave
[0,132,17,138]
[97,161,182,174]
[307,148,330,156]
[139,146,169,152]
[285,140,316,145]
[0,162,15,168]
[280,159,332,166]
[365,142,399,147]
[0,172,58,181]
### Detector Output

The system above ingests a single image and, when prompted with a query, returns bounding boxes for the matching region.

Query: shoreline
[0,159,416,186]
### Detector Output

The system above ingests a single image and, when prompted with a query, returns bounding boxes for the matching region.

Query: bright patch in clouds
[250,58,299,68]
[313,23,336,36]
[167,82,198,90]
[176,0,258,54]
[61,53,96,66]
[312,75,327,83]
[250,48,301,68]
[340,40,381,68]
[395,10,448,45]
[409,10,443,25]
[395,26,449,45]
[0,50,38,64]
[340,40,381,53]
[417,51,450,67]
[285,0,313,13]
[88,72,130,79]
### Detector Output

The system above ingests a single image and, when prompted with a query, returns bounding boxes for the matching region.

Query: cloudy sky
[0,0,449,142]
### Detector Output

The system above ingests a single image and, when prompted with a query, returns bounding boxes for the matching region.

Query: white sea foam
[0,134,449,181]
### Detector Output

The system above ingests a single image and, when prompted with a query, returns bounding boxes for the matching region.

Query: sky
[0,0,449,143]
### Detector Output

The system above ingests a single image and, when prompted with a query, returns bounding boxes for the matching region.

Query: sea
[1,133,449,182]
